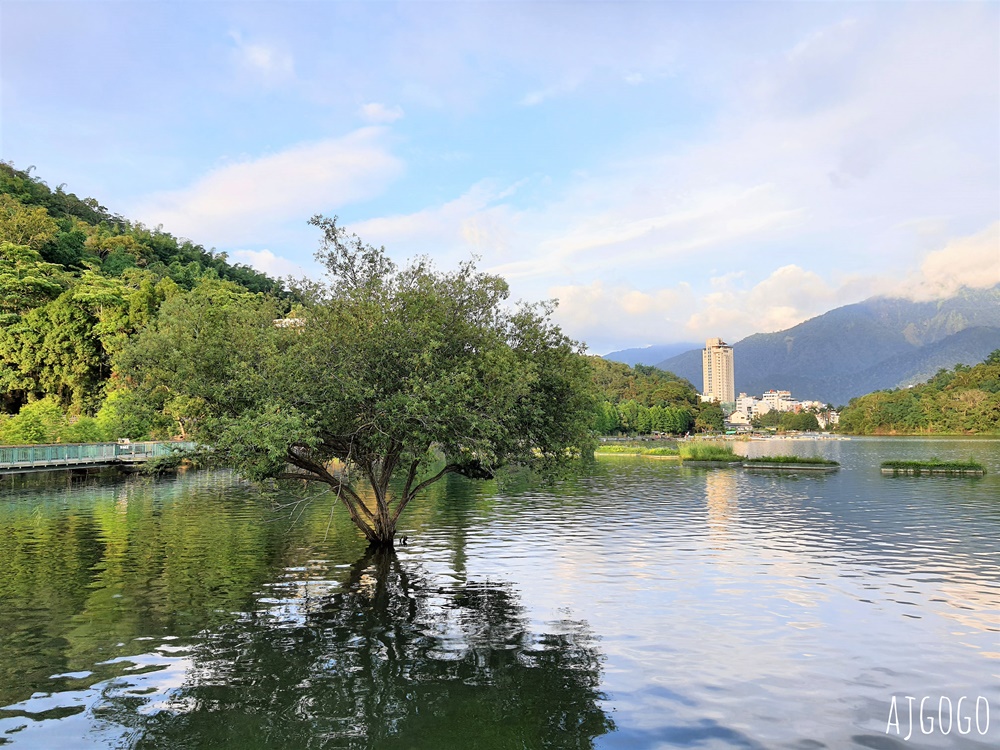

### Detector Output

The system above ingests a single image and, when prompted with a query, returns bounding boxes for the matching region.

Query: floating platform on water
[744,462,839,472]
[880,467,985,476]
[880,460,986,477]
[682,460,743,468]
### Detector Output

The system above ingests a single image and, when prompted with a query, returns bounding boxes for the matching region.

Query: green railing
[0,441,196,470]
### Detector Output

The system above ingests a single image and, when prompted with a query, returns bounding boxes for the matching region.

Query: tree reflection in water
[112,548,614,749]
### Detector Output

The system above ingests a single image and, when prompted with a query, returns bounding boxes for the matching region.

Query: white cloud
[133,128,402,247]
[195,4,995,354]
[897,223,1000,301]
[547,280,696,353]
[548,264,891,354]
[519,80,580,107]
[350,182,520,266]
[686,265,845,338]
[230,249,311,280]
[229,31,294,85]
[359,102,404,124]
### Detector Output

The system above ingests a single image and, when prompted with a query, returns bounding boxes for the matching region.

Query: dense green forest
[0,162,293,443]
[837,351,1000,434]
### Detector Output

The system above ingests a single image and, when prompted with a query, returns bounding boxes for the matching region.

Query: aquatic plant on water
[679,444,738,461]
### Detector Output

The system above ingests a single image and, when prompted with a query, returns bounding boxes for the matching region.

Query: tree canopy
[118,217,595,546]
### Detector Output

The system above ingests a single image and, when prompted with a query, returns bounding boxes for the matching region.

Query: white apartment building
[761,389,795,412]
[702,338,735,403]
[735,392,758,416]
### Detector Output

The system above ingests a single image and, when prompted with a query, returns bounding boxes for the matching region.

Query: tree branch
[399,459,420,506]
[285,447,376,523]
[391,463,460,525]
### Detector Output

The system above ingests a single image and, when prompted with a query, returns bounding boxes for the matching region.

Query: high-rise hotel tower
[702,338,735,403]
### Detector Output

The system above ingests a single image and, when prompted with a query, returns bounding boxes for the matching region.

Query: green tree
[617,399,641,432]
[779,411,820,431]
[0,195,59,249]
[119,218,595,547]
[0,396,66,444]
[751,410,782,429]
[0,242,66,322]
[592,401,620,434]
[695,403,724,433]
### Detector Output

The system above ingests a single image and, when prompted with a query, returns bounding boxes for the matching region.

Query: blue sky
[2,1,998,353]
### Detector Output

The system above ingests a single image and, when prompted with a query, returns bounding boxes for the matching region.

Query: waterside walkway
[0,441,196,475]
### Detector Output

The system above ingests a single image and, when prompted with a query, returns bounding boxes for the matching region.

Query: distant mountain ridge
[651,286,1000,405]
[601,342,701,367]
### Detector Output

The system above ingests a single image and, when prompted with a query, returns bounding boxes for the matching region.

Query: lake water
[0,437,998,749]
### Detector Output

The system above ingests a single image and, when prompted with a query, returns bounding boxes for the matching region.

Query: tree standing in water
[119,216,595,546]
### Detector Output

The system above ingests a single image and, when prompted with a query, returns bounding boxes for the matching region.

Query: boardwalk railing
[0,441,197,473]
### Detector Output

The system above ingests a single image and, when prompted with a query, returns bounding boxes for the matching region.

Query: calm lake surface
[1,437,998,749]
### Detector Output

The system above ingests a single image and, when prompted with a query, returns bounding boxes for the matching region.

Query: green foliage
[0,162,291,421]
[590,357,698,406]
[593,444,679,456]
[694,404,724,433]
[839,351,1000,434]
[0,242,67,323]
[0,270,177,412]
[588,358,699,435]
[0,397,66,444]
[61,416,106,443]
[95,388,170,440]
[0,194,59,249]
[117,217,596,545]
[679,443,737,461]
[0,396,110,444]
[752,410,821,431]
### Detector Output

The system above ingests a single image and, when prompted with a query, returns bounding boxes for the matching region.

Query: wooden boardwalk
[0,441,196,475]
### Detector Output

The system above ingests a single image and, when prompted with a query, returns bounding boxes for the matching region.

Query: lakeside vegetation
[838,351,1000,435]
[751,410,822,432]
[679,444,738,462]
[594,444,679,456]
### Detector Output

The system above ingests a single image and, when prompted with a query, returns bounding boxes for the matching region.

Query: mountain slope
[654,287,1000,405]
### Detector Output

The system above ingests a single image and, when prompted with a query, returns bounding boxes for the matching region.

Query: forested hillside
[0,162,292,443]
[837,351,1000,434]
[589,358,722,434]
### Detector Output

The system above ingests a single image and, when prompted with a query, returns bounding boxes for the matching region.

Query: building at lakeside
[702,338,735,403]
[761,389,794,412]
[728,388,840,429]
[735,392,758,417]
